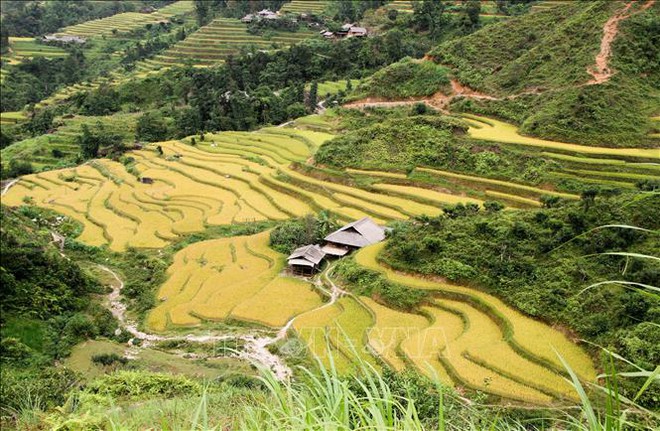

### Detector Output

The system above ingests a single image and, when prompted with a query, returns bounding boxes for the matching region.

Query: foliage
[0,1,169,37]
[0,206,99,321]
[135,111,175,142]
[85,371,200,400]
[334,258,428,311]
[77,121,124,159]
[365,57,449,99]
[434,1,659,147]
[269,212,339,254]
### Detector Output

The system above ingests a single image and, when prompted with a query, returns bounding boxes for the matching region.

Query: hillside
[1,1,659,429]
[426,0,659,147]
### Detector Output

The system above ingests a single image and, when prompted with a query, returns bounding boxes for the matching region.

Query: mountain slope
[426,0,659,147]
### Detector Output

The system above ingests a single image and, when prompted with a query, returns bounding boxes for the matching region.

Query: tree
[412,0,445,38]
[308,81,318,112]
[136,111,172,142]
[25,109,54,136]
[337,0,356,22]
[387,8,398,22]
[77,122,123,160]
[194,0,210,26]
[78,124,100,159]
[465,0,481,28]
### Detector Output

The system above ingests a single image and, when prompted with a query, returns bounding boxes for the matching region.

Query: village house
[320,23,368,40]
[42,34,87,44]
[287,217,386,274]
[322,217,385,257]
[287,244,325,275]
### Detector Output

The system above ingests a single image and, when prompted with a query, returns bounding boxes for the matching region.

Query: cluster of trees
[269,212,339,254]
[330,0,387,22]
[381,193,660,407]
[0,50,86,112]
[314,108,563,188]
[411,0,481,39]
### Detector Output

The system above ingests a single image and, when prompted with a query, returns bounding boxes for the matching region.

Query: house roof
[348,27,367,35]
[321,243,350,256]
[288,244,325,265]
[324,217,385,248]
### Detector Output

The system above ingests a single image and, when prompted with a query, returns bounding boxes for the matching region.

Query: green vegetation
[361,57,450,99]
[435,0,659,147]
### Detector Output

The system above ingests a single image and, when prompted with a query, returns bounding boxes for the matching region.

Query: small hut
[322,217,385,256]
[287,244,325,275]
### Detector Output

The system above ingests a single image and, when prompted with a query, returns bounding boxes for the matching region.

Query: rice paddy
[279,1,329,15]
[136,17,317,71]
[147,231,324,331]
[3,123,483,250]
[355,243,595,385]
[56,1,194,38]
[2,110,602,403]
[466,115,660,160]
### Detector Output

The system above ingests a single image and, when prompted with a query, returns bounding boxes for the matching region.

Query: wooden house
[322,217,385,256]
[288,244,326,275]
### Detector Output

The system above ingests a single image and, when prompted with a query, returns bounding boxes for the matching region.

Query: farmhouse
[287,244,326,275]
[322,217,385,256]
[241,14,255,23]
[42,34,87,44]
[347,26,367,37]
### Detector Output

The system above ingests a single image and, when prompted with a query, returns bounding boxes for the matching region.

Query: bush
[367,57,449,99]
[91,353,128,367]
[86,371,200,400]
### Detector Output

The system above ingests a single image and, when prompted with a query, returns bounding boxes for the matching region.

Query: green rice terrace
[0,1,658,429]
[55,1,195,38]
[139,18,317,70]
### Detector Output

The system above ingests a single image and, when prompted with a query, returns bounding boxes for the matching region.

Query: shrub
[91,353,128,367]
[86,371,200,400]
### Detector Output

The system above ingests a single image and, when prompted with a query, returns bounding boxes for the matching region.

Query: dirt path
[343,78,498,112]
[98,265,293,379]
[97,263,348,381]
[1,178,19,196]
[585,1,655,84]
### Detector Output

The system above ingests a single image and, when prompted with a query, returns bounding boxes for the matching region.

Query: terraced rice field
[0,111,27,126]
[56,1,194,37]
[138,17,317,71]
[293,296,377,372]
[383,1,414,14]
[466,115,660,160]
[2,37,69,66]
[147,231,324,331]
[3,124,475,249]
[351,242,597,403]
[279,1,329,15]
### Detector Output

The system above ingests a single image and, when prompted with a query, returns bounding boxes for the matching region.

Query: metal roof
[324,217,385,248]
[321,243,350,256]
[288,244,325,265]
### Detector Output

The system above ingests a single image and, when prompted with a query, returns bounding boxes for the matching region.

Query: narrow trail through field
[587,0,655,85]
[1,178,19,196]
[97,262,347,381]
[98,264,293,379]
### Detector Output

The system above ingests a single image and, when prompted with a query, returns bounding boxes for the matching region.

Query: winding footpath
[97,263,347,381]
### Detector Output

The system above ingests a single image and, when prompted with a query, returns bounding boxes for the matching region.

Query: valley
[0,1,658,429]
